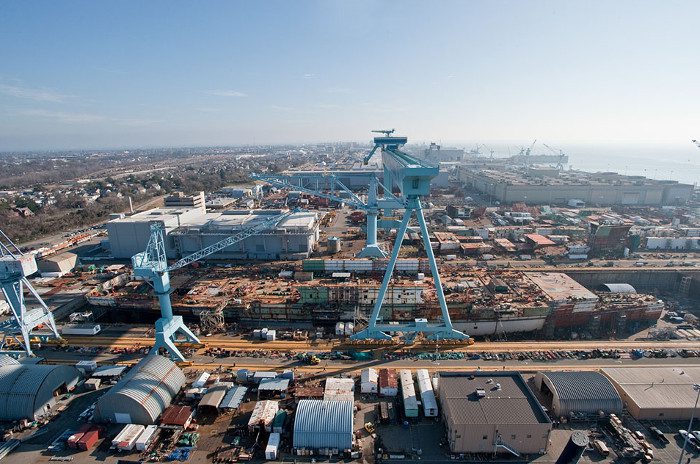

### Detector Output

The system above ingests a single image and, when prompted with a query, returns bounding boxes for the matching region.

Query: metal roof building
[220,386,247,410]
[602,367,700,420]
[597,283,636,293]
[533,371,622,417]
[0,358,80,420]
[259,378,290,393]
[198,383,233,413]
[440,372,551,455]
[94,355,185,425]
[293,400,353,453]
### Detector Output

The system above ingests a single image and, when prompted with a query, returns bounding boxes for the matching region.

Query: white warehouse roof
[293,400,353,451]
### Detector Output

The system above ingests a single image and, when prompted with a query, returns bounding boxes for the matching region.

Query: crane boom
[250,173,366,209]
[166,209,298,272]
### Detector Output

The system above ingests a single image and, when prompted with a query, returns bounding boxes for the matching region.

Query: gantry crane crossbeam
[352,131,469,342]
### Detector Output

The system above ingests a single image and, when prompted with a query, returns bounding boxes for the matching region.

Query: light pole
[678,383,700,464]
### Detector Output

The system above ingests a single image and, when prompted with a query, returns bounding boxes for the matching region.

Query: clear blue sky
[1,0,699,150]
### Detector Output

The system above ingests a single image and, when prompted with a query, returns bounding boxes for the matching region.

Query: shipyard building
[602,367,700,420]
[0,356,80,421]
[106,207,319,260]
[458,168,693,206]
[440,372,551,455]
[94,355,186,425]
[533,371,623,418]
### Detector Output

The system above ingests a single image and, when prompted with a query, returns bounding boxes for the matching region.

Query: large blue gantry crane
[132,209,298,361]
[250,172,403,258]
[0,229,61,356]
[351,130,469,342]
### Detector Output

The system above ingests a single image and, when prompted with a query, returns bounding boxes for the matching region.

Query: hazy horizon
[1,0,699,155]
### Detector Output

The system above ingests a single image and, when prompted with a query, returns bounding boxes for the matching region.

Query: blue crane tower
[351,130,469,342]
[250,172,403,258]
[0,229,61,356]
[132,209,298,361]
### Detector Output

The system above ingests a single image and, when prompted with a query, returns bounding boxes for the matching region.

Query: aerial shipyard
[1,131,699,464]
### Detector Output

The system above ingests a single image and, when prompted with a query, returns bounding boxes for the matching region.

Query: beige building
[164,191,206,212]
[458,168,693,206]
[440,372,551,456]
[602,367,700,420]
[37,252,78,277]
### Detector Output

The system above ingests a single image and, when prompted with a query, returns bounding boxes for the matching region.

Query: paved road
[36,347,700,375]
[57,332,700,352]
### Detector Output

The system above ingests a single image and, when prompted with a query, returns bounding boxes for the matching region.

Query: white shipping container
[360,368,378,394]
[135,425,158,451]
[112,424,145,451]
[61,324,101,336]
[265,432,280,460]
[76,360,98,372]
[416,369,438,417]
[193,372,210,388]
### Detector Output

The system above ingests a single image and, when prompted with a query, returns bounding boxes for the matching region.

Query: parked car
[650,426,669,443]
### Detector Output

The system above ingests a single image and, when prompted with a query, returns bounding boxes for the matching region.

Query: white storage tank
[344,322,354,336]
[335,322,345,336]
[266,330,276,341]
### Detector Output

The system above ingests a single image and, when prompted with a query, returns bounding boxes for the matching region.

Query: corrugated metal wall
[0,364,80,420]
[293,400,353,451]
[94,355,185,425]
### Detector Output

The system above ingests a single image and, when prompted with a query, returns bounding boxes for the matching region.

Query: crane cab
[0,254,38,278]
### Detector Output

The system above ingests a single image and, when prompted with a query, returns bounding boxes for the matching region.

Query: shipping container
[266,432,280,460]
[360,368,378,394]
[416,369,438,417]
[84,378,101,390]
[67,424,92,448]
[75,360,98,373]
[193,372,210,388]
[399,370,418,418]
[112,424,145,451]
[77,429,100,451]
[61,324,101,336]
[134,425,158,451]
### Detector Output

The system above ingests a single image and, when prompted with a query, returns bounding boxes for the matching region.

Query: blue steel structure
[250,172,403,258]
[0,229,61,357]
[352,131,469,341]
[131,209,298,361]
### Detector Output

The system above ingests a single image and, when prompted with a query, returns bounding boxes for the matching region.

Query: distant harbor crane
[0,229,61,356]
[131,209,298,361]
